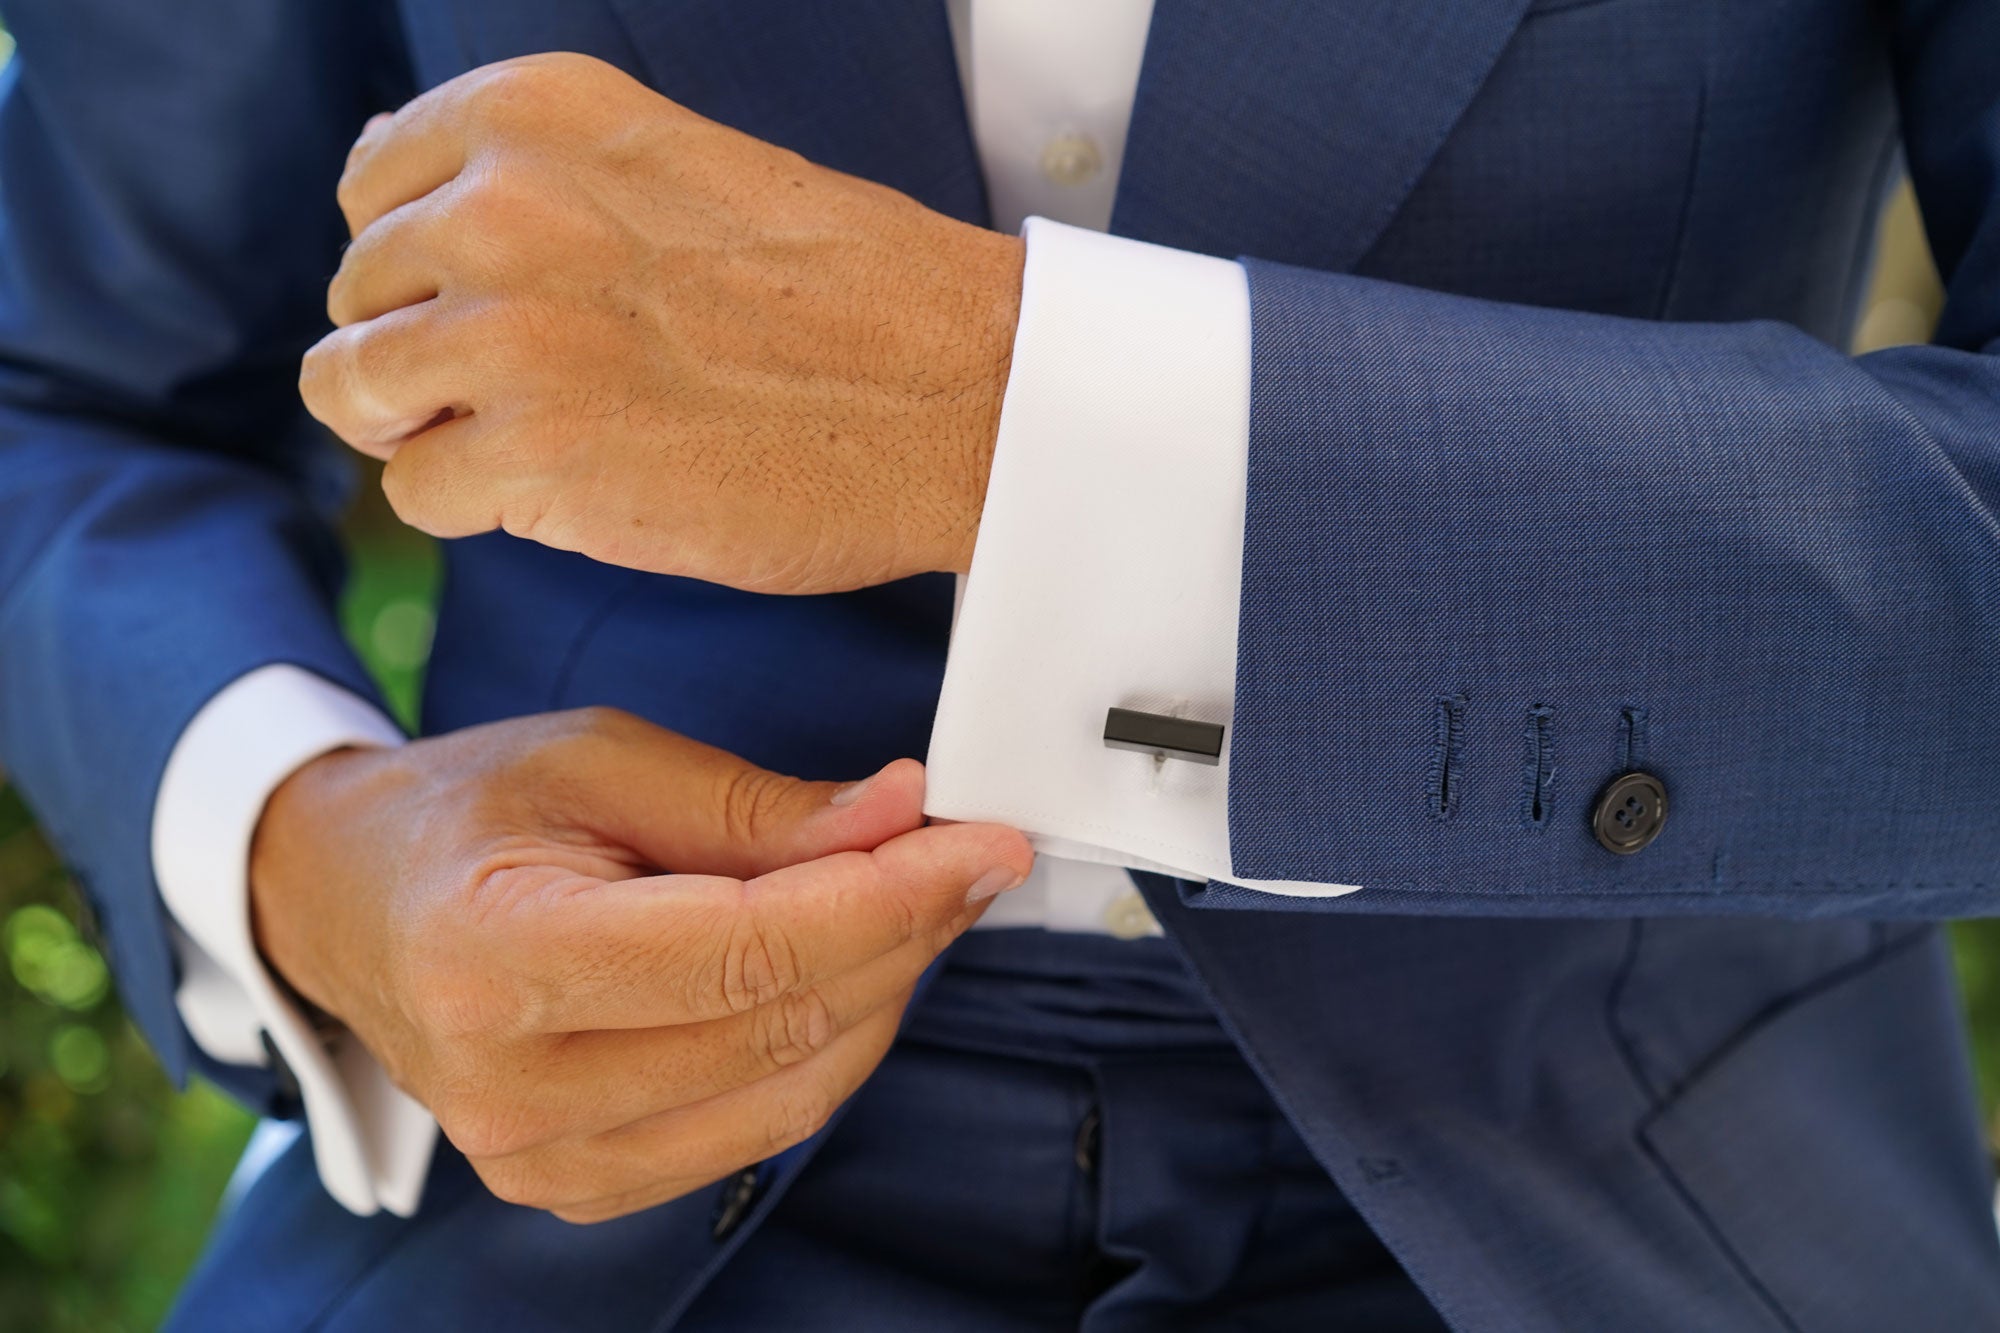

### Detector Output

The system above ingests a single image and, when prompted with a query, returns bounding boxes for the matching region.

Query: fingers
[561,722,934,883]
[469,999,908,1223]
[377,410,508,534]
[337,66,492,235]
[462,928,947,1155]
[300,303,480,458]
[510,818,1030,1032]
[338,53,598,235]
[326,194,451,327]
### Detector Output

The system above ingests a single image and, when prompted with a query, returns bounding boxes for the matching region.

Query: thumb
[588,714,929,879]
[712,755,935,878]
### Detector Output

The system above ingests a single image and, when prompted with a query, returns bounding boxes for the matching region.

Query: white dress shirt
[933,0,1362,903]
[152,0,1353,1217]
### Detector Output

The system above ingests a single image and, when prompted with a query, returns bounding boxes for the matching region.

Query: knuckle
[717,910,800,1015]
[560,704,638,742]
[323,274,352,328]
[485,58,556,98]
[341,123,376,174]
[456,160,529,230]
[441,1109,509,1162]
[493,482,555,543]
[341,321,401,394]
[448,172,556,276]
[511,52,602,88]
[469,1153,558,1211]
[335,122,387,216]
[431,1069,564,1159]
[377,451,423,520]
[479,53,619,119]
[542,51,614,79]
[762,1082,836,1155]
[380,432,476,536]
[432,1085,520,1161]
[527,706,638,771]
[334,167,368,227]
[716,765,789,847]
[452,168,613,280]
[753,987,837,1071]
[887,875,936,947]
[297,339,337,417]
[467,63,560,137]
[922,894,979,956]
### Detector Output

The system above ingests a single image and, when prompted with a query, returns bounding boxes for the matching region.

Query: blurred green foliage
[1956,922,2000,1114]
[0,793,253,1333]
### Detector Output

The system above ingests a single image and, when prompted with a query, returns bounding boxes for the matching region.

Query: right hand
[248,707,1032,1224]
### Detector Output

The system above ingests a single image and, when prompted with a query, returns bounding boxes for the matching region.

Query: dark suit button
[710,1167,762,1241]
[1592,772,1668,854]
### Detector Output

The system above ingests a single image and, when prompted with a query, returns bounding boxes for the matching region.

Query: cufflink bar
[1102,707,1224,766]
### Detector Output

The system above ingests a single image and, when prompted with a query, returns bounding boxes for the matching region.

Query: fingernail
[829,777,870,807]
[965,867,1023,904]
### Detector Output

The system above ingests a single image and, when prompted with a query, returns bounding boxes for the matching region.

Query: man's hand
[250,708,1031,1223]
[301,53,1024,594]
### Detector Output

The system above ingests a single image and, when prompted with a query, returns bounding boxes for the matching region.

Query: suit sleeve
[1205,0,2000,919]
[0,1,408,1094]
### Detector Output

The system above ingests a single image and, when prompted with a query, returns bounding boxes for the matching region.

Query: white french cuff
[152,663,437,1217]
[926,217,1359,899]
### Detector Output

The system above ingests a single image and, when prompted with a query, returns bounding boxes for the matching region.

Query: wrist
[249,744,398,1021]
[931,225,1023,576]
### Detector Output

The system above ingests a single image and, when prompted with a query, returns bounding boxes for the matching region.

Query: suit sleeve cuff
[925,217,1357,897]
[151,663,437,1216]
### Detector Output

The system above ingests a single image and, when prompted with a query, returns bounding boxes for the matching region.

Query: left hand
[302,53,1023,594]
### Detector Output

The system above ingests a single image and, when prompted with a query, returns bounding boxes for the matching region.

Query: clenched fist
[250,708,1031,1223]
[302,52,1024,594]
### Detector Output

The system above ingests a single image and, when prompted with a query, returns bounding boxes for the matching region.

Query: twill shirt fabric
[0,1,1998,1331]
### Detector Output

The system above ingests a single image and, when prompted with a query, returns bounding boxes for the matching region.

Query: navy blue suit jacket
[2,1,1999,1328]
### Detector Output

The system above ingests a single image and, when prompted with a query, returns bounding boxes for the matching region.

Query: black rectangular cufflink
[1102,707,1225,766]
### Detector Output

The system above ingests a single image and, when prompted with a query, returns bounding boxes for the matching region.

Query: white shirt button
[1101,891,1161,940]
[1039,131,1104,187]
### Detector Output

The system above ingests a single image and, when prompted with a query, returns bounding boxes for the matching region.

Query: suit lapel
[602,0,989,226]
[1113,0,1535,270]
[479,0,1528,266]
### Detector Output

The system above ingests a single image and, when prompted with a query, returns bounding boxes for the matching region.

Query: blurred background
[0,30,1990,1333]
